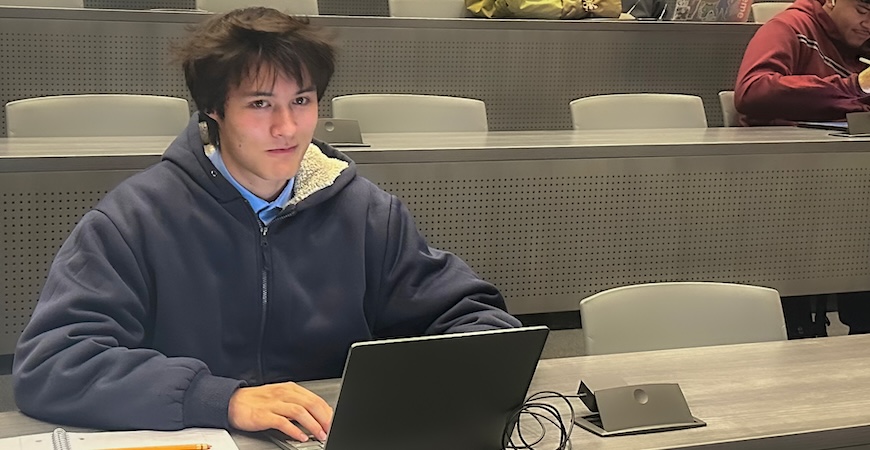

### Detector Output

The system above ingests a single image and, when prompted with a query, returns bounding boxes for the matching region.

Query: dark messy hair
[173,7,336,117]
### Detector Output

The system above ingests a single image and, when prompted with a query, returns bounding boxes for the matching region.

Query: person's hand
[859,65,870,94]
[228,381,333,442]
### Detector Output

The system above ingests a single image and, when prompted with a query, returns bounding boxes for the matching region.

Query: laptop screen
[318,326,549,450]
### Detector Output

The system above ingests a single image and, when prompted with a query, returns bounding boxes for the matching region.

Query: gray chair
[751,2,791,22]
[569,93,708,130]
[579,282,788,355]
[5,94,190,137]
[197,0,319,14]
[719,90,739,127]
[332,94,488,133]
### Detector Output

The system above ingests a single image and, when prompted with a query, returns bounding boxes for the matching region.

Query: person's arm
[13,209,243,430]
[735,20,870,122]
[366,192,522,338]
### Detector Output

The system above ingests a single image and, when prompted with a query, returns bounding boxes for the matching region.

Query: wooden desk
[3,335,870,449]
[531,334,870,449]
[307,334,870,449]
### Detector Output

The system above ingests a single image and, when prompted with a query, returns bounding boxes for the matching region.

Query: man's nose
[271,107,297,137]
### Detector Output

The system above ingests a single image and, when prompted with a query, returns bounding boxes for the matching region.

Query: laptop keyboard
[289,440,325,450]
[268,432,326,450]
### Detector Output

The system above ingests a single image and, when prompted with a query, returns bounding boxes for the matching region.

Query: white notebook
[0,427,239,450]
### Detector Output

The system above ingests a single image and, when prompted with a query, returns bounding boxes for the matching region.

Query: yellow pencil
[98,444,211,450]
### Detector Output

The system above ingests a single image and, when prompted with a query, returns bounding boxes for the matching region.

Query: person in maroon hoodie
[735,0,870,126]
[736,0,870,336]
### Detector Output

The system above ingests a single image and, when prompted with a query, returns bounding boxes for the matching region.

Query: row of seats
[5,92,740,137]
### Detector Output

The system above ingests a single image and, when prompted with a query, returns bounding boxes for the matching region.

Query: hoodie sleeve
[735,19,870,123]
[12,210,243,430]
[367,194,522,337]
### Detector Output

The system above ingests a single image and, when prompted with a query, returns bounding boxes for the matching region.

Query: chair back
[719,90,739,127]
[569,93,707,130]
[388,0,467,17]
[197,0,318,14]
[579,282,787,355]
[751,2,791,22]
[6,94,190,137]
[332,94,488,133]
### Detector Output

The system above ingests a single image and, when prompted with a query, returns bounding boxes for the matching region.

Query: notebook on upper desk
[796,121,849,132]
[267,326,550,450]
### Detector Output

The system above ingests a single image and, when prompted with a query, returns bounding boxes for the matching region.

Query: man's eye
[251,100,267,108]
[294,97,311,105]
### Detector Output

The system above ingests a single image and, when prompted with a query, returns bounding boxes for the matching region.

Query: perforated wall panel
[82,0,384,14]
[4,149,870,352]
[85,0,196,9]
[358,153,870,314]
[0,10,757,135]
[0,170,141,354]
[319,0,389,16]
[323,24,750,130]
[0,16,193,134]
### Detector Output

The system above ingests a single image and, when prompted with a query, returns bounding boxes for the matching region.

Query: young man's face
[208,65,318,201]
[826,0,870,48]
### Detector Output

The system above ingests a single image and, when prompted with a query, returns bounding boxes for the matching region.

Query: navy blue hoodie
[12,115,520,431]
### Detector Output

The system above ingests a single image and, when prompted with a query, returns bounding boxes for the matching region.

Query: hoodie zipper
[254,205,297,385]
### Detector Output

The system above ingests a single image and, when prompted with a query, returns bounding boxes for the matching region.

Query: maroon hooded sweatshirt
[735,0,870,126]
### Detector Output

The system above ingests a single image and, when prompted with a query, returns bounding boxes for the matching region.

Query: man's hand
[228,382,333,442]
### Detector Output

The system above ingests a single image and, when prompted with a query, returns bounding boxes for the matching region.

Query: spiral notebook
[0,427,238,450]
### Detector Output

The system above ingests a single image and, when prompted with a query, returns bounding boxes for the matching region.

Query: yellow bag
[466,0,620,18]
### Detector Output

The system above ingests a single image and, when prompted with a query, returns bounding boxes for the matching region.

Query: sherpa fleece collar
[290,143,350,206]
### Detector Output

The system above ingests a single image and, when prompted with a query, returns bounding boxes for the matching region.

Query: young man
[735,0,870,126]
[12,8,520,443]
[735,0,870,336]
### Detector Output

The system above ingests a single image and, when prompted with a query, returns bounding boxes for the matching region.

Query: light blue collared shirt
[207,147,295,226]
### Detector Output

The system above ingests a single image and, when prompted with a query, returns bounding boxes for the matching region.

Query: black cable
[503,391,586,450]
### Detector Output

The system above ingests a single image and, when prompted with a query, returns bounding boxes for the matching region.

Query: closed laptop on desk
[270,326,549,450]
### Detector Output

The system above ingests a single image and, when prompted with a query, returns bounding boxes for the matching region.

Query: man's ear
[204,110,219,122]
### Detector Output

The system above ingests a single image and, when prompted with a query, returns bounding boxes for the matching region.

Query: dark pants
[781,295,828,339]
[837,292,870,335]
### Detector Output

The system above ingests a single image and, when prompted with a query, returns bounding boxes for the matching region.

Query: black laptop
[268,326,549,450]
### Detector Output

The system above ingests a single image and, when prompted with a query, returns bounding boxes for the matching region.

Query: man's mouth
[268,145,297,154]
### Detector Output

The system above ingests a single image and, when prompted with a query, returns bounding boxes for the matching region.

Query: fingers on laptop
[272,382,333,441]
[227,381,333,441]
